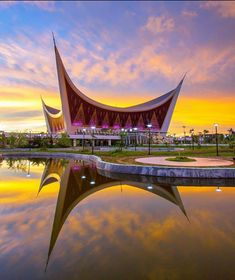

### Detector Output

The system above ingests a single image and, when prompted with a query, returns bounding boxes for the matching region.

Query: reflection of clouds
[1,159,235,279]
[46,186,235,279]
[0,198,56,279]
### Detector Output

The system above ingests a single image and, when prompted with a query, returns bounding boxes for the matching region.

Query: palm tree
[228,128,234,135]
[203,129,209,144]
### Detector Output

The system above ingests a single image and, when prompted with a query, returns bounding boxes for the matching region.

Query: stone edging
[2,152,235,179]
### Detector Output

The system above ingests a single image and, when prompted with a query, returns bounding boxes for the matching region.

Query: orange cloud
[201,1,235,18]
[182,10,198,18]
[144,15,175,34]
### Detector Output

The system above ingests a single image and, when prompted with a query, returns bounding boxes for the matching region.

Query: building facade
[42,39,185,135]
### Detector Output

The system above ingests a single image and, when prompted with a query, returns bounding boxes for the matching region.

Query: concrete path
[135,156,234,167]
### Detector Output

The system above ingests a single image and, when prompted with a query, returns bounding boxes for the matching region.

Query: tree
[226,134,235,154]
[203,129,209,144]
[119,131,127,151]
[57,133,71,148]
[8,133,17,148]
[17,133,28,148]
[0,132,6,148]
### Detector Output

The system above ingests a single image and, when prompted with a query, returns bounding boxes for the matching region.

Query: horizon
[0,1,234,135]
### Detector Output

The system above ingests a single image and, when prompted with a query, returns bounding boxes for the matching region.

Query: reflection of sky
[0,162,235,279]
[0,2,235,133]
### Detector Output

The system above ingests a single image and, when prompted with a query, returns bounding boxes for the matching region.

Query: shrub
[57,133,71,148]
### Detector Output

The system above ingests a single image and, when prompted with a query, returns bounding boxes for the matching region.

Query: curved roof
[41,97,65,133]
[55,44,185,113]
[41,97,62,118]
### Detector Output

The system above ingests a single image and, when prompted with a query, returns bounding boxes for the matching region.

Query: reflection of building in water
[38,159,187,268]
[38,158,65,194]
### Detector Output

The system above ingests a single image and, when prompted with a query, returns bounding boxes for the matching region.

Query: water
[0,157,235,280]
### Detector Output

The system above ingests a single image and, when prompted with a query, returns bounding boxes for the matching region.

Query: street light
[29,130,32,151]
[214,123,219,156]
[91,126,96,154]
[190,129,194,150]
[120,128,125,151]
[147,124,152,155]
[82,128,86,151]
[182,126,186,144]
[133,127,138,151]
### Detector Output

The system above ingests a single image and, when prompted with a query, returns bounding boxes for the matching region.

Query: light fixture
[133,127,138,131]
[91,126,96,130]
[147,185,153,190]
[147,124,152,128]
[216,187,222,192]
[81,175,86,179]
[90,181,95,185]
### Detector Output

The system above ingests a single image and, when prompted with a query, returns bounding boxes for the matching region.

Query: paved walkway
[135,156,234,167]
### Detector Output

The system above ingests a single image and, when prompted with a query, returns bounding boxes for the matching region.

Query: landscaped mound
[166,156,196,162]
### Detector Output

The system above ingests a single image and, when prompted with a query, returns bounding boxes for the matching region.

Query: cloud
[0,33,57,90]
[144,15,175,34]
[201,1,235,18]
[25,1,56,12]
[0,109,42,119]
[0,4,234,133]
[0,1,15,9]
[0,1,56,12]
[182,10,198,18]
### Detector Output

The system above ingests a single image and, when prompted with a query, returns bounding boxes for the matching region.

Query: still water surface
[0,158,235,280]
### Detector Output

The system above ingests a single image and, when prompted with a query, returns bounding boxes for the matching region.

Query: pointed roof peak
[52,31,56,47]
[175,72,187,90]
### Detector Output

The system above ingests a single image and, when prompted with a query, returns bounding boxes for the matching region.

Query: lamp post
[133,127,138,151]
[182,125,187,144]
[190,129,194,150]
[26,160,31,177]
[129,128,133,148]
[214,123,219,156]
[82,128,86,151]
[29,130,32,151]
[147,124,152,155]
[120,128,124,151]
[124,129,127,148]
[91,126,96,154]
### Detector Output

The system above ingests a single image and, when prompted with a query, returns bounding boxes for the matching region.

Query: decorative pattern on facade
[41,38,185,135]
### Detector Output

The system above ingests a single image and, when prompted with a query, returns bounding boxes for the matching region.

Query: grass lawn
[1,146,235,166]
[165,156,196,162]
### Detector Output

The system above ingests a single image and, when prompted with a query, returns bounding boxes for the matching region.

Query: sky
[0,1,234,135]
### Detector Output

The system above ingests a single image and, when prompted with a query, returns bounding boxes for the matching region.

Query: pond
[0,157,235,280]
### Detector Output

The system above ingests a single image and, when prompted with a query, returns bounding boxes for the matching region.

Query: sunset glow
[0,1,234,134]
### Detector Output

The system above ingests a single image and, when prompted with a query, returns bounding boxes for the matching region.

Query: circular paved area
[135,157,234,167]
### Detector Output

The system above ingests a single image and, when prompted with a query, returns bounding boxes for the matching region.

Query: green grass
[166,156,196,162]
[1,146,235,167]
